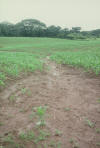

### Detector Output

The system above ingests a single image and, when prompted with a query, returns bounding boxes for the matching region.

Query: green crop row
[50,50,100,75]
[0,52,43,87]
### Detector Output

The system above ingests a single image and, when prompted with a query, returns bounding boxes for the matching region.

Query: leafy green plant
[36,106,47,126]
[85,119,94,128]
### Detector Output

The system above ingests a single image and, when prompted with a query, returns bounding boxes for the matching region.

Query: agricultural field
[0,37,100,88]
[0,37,100,148]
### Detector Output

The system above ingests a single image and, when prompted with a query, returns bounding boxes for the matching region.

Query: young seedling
[9,95,16,102]
[69,138,75,144]
[35,130,50,143]
[57,142,62,148]
[36,106,47,127]
[15,143,24,148]
[96,128,100,133]
[55,129,62,136]
[19,132,27,140]
[85,119,94,128]
[69,139,79,148]
[73,143,80,148]
[19,131,35,141]
[48,141,61,148]
[64,107,71,111]
[21,88,27,94]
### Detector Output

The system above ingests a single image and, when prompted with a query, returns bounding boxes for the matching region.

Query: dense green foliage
[0,37,100,88]
[0,19,100,39]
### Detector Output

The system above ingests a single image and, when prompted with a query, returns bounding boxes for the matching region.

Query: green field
[0,37,100,87]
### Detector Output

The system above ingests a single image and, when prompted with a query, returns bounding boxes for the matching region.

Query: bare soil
[0,59,100,148]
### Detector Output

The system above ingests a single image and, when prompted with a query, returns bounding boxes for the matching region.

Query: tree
[71,27,81,33]
[15,19,47,37]
[46,25,61,37]
[58,28,69,38]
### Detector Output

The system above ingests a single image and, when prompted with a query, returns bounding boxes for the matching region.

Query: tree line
[0,19,100,39]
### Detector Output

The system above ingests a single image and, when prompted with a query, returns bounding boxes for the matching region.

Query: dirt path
[0,58,100,148]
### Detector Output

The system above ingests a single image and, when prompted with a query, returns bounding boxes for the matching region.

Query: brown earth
[0,58,100,148]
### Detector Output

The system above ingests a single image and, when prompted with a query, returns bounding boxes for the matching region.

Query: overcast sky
[0,0,100,30]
